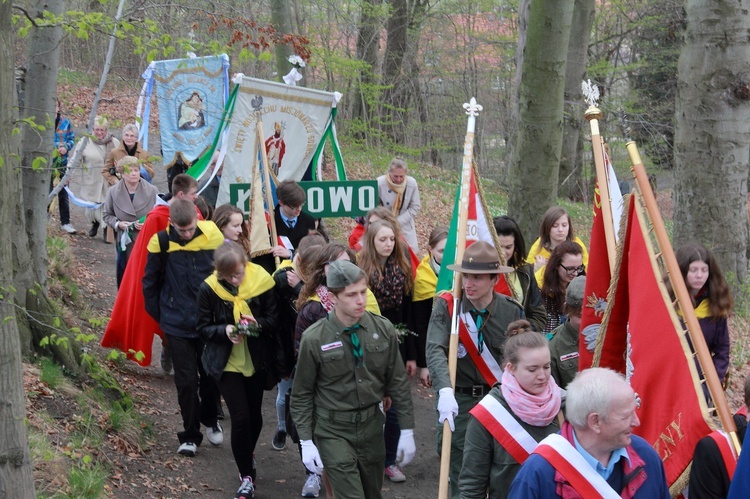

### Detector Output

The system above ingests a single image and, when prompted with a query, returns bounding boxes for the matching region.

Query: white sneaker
[301,474,321,498]
[177,441,197,457]
[206,422,224,446]
[60,224,77,234]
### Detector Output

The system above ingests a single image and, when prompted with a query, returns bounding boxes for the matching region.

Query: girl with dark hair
[460,325,561,499]
[494,216,546,332]
[411,226,448,387]
[538,241,585,336]
[196,241,280,499]
[525,206,589,272]
[676,243,733,382]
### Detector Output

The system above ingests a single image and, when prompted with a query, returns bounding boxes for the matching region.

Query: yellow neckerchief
[204,262,275,376]
[413,254,438,301]
[308,287,382,314]
[676,297,711,319]
[386,174,406,215]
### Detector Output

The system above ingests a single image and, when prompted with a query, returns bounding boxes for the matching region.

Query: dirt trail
[58,166,441,498]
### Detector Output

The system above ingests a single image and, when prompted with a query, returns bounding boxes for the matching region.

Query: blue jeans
[276,377,293,431]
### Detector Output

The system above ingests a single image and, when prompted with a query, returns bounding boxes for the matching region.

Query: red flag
[578,181,611,369]
[596,190,714,492]
[436,165,512,296]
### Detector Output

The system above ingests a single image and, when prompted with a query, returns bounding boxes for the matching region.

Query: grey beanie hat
[566,275,586,309]
[326,260,365,288]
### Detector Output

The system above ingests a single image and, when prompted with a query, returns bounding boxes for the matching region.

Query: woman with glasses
[536,241,585,336]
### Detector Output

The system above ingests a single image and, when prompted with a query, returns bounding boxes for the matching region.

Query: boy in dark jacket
[142,199,225,456]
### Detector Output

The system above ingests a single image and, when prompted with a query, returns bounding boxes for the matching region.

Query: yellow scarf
[386,174,406,215]
[677,298,711,319]
[413,255,438,301]
[204,262,275,376]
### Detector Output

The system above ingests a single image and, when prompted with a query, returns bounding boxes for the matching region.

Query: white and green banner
[217,76,343,206]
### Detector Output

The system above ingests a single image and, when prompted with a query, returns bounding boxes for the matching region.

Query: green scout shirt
[426,293,523,392]
[459,387,560,499]
[548,320,579,390]
[291,311,415,441]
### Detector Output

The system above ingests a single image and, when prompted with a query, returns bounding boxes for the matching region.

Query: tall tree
[0,0,37,494]
[559,0,595,201]
[270,0,294,82]
[508,0,574,242]
[351,0,382,124]
[673,0,750,282]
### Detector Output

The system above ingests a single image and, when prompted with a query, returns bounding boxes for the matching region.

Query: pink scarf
[316,285,335,312]
[500,367,561,426]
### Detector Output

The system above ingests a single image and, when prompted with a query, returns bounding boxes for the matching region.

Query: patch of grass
[66,459,107,499]
[47,235,79,303]
[57,69,97,88]
[39,357,65,390]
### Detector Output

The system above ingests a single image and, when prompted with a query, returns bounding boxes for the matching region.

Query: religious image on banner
[138,54,230,168]
[218,76,340,208]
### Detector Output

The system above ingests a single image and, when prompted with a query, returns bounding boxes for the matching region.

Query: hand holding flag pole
[437,98,483,499]
[626,141,739,454]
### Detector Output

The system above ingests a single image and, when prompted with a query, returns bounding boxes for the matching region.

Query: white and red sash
[458,309,504,386]
[469,395,538,463]
[533,434,620,499]
[707,430,739,479]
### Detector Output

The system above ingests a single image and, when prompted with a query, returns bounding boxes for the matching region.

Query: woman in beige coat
[69,116,119,238]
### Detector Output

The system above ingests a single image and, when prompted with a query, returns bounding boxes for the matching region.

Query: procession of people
[48,89,744,499]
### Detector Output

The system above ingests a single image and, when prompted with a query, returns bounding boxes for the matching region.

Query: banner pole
[584,103,617,274]
[626,141,739,452]
[257,121,281,269]
[438,98,482,499]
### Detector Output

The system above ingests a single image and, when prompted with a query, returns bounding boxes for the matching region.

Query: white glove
[437,387,459,432]
[300,439,324,475]
[396,428,416,466]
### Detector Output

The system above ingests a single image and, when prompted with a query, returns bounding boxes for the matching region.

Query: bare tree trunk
[352,0,382,128]
[381,0,408,142]
[508,0,575,242]
[504,0,531,176]
[0,0,36,494]
[271,0,293,83]
[21,0,65,291]
[18,0,83,375]
[559,0,595,201]
[673,0,750,282]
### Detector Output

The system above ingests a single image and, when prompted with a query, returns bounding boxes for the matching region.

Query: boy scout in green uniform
[426,241,523,499]
[291,260,415,499]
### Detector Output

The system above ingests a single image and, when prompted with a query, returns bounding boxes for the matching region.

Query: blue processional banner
[138,54,230,168]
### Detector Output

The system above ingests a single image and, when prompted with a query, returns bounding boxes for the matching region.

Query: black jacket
[273,266,302,376]
[142,221,224,338]
[516,264,546,332]
[196,278,282,382]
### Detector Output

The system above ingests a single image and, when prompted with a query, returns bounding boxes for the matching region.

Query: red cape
[101,203,202,366]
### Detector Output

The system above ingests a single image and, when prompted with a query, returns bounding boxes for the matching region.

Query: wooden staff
[256,121,281,269]
[585,104,617,273]
[438,97,483,499]
[626,141,739,453]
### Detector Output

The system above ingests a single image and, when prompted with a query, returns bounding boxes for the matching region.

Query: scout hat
[327,260,366,288]
[566,275,586,309]
[447,241,514,274]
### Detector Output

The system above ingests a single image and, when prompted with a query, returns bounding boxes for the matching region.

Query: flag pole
[256,121,281,269]
[582,81,617,273]
[626,141,739,452]
[438,97,483,499]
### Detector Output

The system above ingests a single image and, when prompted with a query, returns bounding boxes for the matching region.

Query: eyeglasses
[560,264,585,275]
